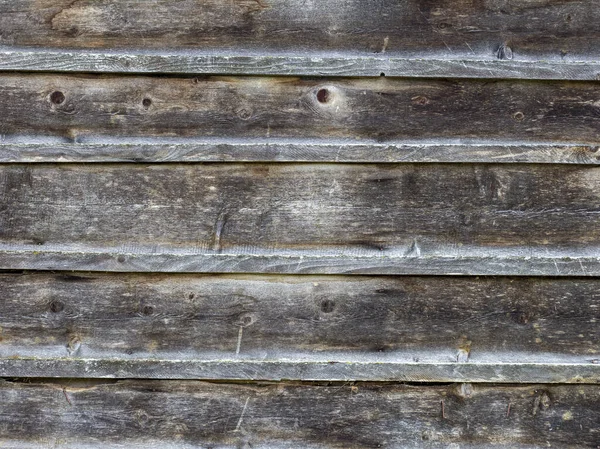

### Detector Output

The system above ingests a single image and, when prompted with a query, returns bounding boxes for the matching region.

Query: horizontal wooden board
[0,380,598,448]
[2,163,600,275]
[1,141,600,164]
[1,75,600,154]
[0,0,599,79]
[0,273,598,382]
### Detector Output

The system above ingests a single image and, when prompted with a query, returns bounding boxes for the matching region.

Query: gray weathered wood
[1,141,599,164]
[0,273,598,382]
[0,0,600,79]
[1,74,600,147]
[2,50,600,80]
[2,164,600,275]
[0,380,598,448]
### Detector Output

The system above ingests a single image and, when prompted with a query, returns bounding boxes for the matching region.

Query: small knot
[320,299,335,313]
[142,305,154,316]
[497,44,513,60]
[49,300,65,313]
[50,91,66,105]
[316,88,330,104]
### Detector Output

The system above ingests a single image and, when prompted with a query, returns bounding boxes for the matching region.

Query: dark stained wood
[1,74,600,146]
[0,379,598,448]
[0,273,598,382]
[2,163,600,275]
[0,0,599,79]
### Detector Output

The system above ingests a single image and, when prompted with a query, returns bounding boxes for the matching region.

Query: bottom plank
[0,380,597,448]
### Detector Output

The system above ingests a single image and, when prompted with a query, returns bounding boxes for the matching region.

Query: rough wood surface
[2,163,600,275]
[1,142,600,164]
[0,273,598,382]
[1,74,600,148]
[0,380,598,448]
[0,0,599,79]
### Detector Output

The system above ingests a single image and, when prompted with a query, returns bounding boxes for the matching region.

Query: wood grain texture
[0,380,598,448]
[0,273,598,382]
[1,142,600,164]
[1,74,600,148]
[0,0,599,79]
[2,163,600,275]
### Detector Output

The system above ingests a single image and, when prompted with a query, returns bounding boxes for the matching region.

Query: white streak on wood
[234,397,250,432]
[236,326,244,355]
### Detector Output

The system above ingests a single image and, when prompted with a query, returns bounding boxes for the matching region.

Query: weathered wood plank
[1,74,600,148]
[0,0,599,79]
[1,141,600,164]
[0,273,598,382]
[0,380,598,448]
[2,50,600,80]
[2,163,600,275]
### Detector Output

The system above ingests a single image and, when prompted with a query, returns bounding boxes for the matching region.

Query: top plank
[0,0,599,79]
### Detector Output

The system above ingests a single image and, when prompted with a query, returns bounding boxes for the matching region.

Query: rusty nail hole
[188,293,195,300]
[50,91,65,105]
[49,300,65,313]
[321,299,335,313]
[316,88,330,104]
[142,305,154,316]
[142,98,152,108]
[513,111,525,121]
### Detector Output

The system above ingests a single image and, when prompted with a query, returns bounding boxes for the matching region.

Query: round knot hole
[50,91,65,105]
[316,88,330,104]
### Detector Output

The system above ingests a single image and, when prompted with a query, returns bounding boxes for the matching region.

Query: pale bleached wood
[0,141,598,164]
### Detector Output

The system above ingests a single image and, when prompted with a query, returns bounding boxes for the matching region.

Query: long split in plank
[0,0,600,79]
[0,272,597,382]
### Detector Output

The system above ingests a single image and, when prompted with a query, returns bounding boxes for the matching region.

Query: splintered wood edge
[1,50,600,80]
[0,359,598,383]
[0,142,598,163]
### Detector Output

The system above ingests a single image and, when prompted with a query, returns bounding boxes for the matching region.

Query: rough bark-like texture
[0,380,598,448]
